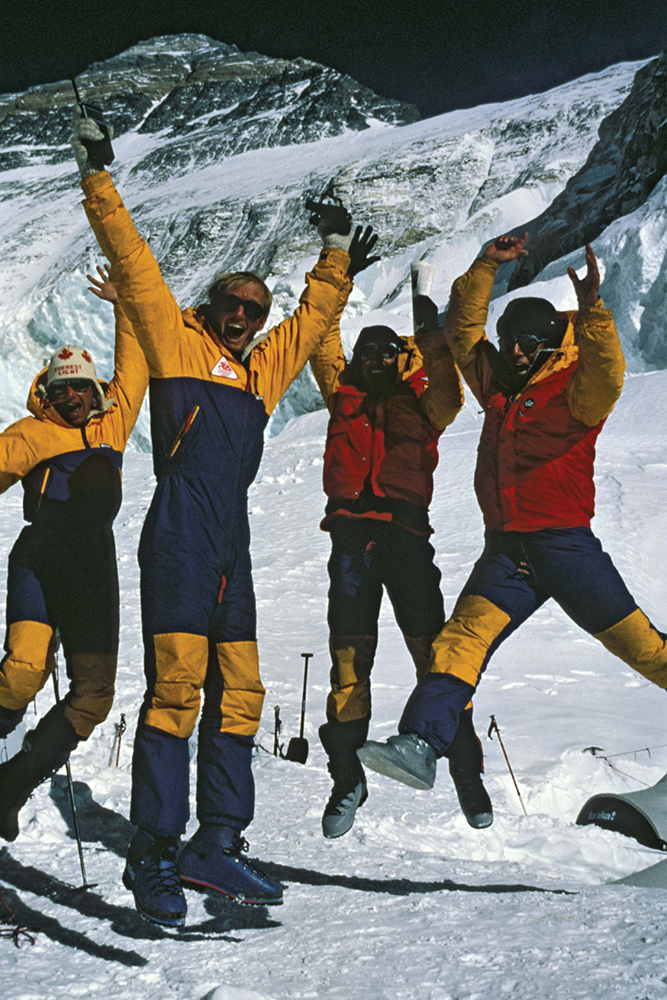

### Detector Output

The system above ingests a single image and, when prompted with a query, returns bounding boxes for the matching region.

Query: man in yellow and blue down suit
[71,111,376,926]
[0,267,148,841]
[358,235,667,794]
[309,281,493,839]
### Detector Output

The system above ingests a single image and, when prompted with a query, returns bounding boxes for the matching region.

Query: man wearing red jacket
[359,235,667,790]
[311,315,493,837]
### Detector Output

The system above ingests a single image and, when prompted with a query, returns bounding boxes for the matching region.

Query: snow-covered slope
[0,365,665,1000]
[0,37,660,439]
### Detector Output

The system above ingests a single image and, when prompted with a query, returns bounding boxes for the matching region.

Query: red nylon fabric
[475,359,605,531]
[323,369,441,508]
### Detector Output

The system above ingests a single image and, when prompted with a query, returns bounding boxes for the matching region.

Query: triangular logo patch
[211,356,238,379]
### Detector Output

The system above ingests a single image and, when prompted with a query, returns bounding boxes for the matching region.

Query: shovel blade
[284,737,309,764]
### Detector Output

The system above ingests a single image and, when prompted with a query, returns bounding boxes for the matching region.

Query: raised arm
[412,328,464,430]
[566,245,625,425]
[443,233,528,405]
[248,251,352,413]
[80,170,185,376]
[86,264,150,446]
[250,225,379,414]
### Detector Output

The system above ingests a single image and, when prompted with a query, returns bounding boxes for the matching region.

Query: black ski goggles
[357,343,400,362]
[214,293,266,321]
[498,332,547,355]
[45,378,94,402]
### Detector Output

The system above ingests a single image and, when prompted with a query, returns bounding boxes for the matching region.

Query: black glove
[71,106,114,178]
[347,225,381,277]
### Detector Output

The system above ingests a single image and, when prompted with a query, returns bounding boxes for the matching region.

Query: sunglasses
[499,332,547,355]
[45,378,94,402]
[357,344,400,362]
[215,294,266,321]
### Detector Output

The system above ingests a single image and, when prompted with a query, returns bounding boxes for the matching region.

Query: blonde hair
[208,272,272,315]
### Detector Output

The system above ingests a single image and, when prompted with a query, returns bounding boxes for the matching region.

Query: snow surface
[0,366,666,999]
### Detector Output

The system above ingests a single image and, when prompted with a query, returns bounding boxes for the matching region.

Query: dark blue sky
[4,0,665,117]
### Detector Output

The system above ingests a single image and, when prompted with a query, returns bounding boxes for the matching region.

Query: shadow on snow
[261,861,574,897]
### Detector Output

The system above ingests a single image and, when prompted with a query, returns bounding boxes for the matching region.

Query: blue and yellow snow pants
[131,477,265,837]
[399,528,667,755]
[0,525,119,740]
[325,519,446,728]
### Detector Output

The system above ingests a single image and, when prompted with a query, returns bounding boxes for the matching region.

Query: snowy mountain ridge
[0,37,663,443]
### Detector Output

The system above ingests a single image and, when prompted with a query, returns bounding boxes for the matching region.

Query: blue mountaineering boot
[357,733,437,790]
[123,828,187,928]
[447,711,493,829]
[178,825,283,905]
[320,719,369,838]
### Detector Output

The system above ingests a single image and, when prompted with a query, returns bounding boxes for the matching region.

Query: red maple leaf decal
[58,347,73,360]
[82,350,92,363]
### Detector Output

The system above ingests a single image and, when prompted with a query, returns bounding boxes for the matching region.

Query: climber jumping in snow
[71,107,382,927]
[358,235,667,792]
[0,266,148,842]
[309,299,493,838]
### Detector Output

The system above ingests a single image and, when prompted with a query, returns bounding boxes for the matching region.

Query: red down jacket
[310,319,464,531]
[444,258,626,532]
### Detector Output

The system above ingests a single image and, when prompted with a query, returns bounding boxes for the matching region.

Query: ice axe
[71,75,115,170]
[305,181,352,238]
[284,653,312,764]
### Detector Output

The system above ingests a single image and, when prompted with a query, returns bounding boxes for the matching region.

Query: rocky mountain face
[509,53,665,292]
[0,35,661,440]
[0,35,418,174]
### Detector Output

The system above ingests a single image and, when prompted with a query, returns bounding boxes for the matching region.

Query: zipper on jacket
[36,467,51,510]
[169,405,200,458]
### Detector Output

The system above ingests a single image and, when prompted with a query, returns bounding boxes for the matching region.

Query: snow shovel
[284,653,312,764]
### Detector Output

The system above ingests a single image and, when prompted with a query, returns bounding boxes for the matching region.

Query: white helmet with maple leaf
[42,344,113,414]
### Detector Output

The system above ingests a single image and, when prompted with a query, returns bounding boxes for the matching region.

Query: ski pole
[273,705,282,757]
[488,715,528,816]
[115,714,126,767]
[51,656,94,889]
[298,653,312,741]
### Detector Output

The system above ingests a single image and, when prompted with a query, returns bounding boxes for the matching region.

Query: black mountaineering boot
[447,710,493,829]
[320,719,369,839]
[0,704,80,842]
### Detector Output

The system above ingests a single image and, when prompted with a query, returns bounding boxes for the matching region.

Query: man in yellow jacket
[359,235,667,792]
[0,268,148,841]
[72,110,368,925]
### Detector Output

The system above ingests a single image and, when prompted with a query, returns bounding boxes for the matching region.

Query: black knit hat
[496,298,568,350]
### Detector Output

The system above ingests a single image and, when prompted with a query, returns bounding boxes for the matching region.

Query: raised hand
[483,232,529,264]
[86,263,118,304]
[71,105,114,179]
[347,225,381,277]
[567,244,600,310]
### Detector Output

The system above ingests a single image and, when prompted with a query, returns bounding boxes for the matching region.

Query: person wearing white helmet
[0,267,148,842]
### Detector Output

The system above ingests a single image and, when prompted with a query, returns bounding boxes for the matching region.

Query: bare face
[52,384,96,427]
[360,353,397,382]
[208,282,268,359]
[503,338,548,378]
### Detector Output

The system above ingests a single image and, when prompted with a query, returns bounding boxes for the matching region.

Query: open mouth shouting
[52,386,95,427]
